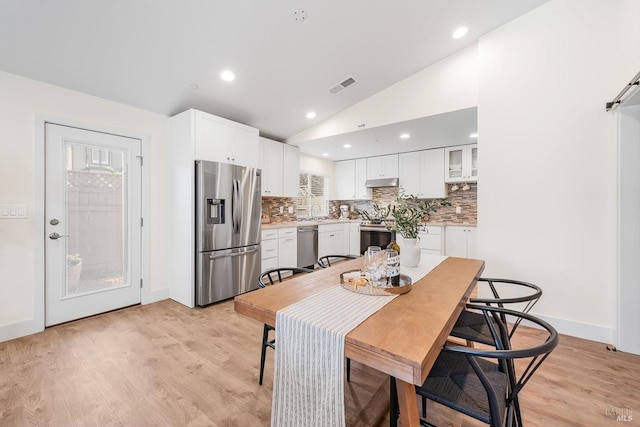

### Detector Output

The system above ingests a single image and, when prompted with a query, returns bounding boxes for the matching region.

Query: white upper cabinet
[282,144,300,198]
[194,110,259,168]
[445,144,477,183]
[260,137,283,196]
[366,154,399,179]
[333,159,372,201]
[398,152,421,195]
[259,138,300,198]
[354,158,372,200]
[399,149,446,198]
[334,160,356,200]
[421,148,447,198]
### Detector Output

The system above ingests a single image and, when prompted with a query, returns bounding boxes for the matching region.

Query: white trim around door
[24,115,151,338]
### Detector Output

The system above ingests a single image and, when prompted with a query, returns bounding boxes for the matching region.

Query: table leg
[396,378,420,427]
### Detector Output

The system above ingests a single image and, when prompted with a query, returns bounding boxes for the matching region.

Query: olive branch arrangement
[389,190,451,239]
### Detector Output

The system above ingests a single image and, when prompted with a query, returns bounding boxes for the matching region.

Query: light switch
[0,204,29,219]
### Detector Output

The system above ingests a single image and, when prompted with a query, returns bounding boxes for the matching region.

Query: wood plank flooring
[1,299,638,426]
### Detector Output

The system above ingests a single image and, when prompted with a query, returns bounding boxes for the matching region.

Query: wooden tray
[339,270,412,296]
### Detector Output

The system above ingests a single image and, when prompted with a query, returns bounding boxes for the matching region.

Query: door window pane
[65,143,128,296]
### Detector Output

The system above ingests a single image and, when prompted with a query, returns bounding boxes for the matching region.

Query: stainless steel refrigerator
[195,160,262,306]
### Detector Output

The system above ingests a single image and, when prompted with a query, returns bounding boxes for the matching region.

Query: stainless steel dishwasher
[297,226,318,268]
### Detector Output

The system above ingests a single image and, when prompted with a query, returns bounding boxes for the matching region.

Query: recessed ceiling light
[306,111,317,119]
[220,70,236,82]
[452,27,468,40]
[343,144,351,148]
[469,132,478,138]
[400,133,410,139]
[322,153,329,157]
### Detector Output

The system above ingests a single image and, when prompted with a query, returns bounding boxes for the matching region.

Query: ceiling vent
[329,77,357,95]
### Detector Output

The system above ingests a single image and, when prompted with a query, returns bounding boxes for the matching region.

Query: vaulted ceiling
[0,1,548,141]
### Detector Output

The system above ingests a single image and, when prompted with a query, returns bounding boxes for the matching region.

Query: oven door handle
[359,226,392,232]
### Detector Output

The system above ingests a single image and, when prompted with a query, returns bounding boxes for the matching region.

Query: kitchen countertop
[261,219,360,229]
[261,220,476,229]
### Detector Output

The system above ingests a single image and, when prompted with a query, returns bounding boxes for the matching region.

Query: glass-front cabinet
[445,144,477,183]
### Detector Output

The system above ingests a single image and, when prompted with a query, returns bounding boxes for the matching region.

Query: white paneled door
[45,124,142,326]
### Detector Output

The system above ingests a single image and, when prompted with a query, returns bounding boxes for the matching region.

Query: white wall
[288,0,639,344]
[286,44,479,145]
[0,71,169,341]
[299,153,334,177]
[477,0,639,343]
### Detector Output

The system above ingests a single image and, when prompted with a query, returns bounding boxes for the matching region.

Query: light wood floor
[1,299,638,426]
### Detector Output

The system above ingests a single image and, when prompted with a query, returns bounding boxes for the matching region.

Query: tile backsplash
[331,184,477,224]
[262,183,477,224]
[261,196,297,223]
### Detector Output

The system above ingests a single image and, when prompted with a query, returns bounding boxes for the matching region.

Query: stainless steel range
[359,220,392,254]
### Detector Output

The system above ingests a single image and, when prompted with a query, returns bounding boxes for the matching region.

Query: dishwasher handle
[298,226,318,232]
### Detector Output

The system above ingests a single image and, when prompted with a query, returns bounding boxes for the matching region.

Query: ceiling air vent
[329,77,357,95]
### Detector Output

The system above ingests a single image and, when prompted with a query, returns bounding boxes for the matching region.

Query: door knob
[49,218,59,225]
[49,232,69,240]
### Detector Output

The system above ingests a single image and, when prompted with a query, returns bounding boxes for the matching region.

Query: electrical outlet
[279,206,284,214]
[288,206,294,214]
[455,206,462,214]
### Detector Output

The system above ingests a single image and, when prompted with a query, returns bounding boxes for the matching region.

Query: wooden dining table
[234,256,485,427]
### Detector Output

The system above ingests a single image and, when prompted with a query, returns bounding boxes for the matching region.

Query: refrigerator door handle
[232,179,241,233]
[208,247,258,260]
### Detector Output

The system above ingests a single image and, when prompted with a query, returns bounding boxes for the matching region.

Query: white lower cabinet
[397,226,443,257]
[418,226,443,256]
[445,226,477,258]
[261,229,279,272]
[349,222,361,255]
[318,223,349,258]
[261,227,298,275]
[278,227,297,268]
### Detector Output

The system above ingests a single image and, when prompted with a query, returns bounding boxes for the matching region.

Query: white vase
[401,238,420,267]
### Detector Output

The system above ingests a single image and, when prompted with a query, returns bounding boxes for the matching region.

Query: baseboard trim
[0,319,44,343]
[143,287,169,304]
[2,287,169,343]
[533,313,615,345]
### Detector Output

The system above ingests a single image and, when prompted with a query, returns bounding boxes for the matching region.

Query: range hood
[364,178,399,188]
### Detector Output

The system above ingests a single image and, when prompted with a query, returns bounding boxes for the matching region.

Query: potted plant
[389,190,450,266]
[67,253,83,288]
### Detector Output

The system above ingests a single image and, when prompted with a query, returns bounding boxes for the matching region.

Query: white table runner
[271,255,448,427]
